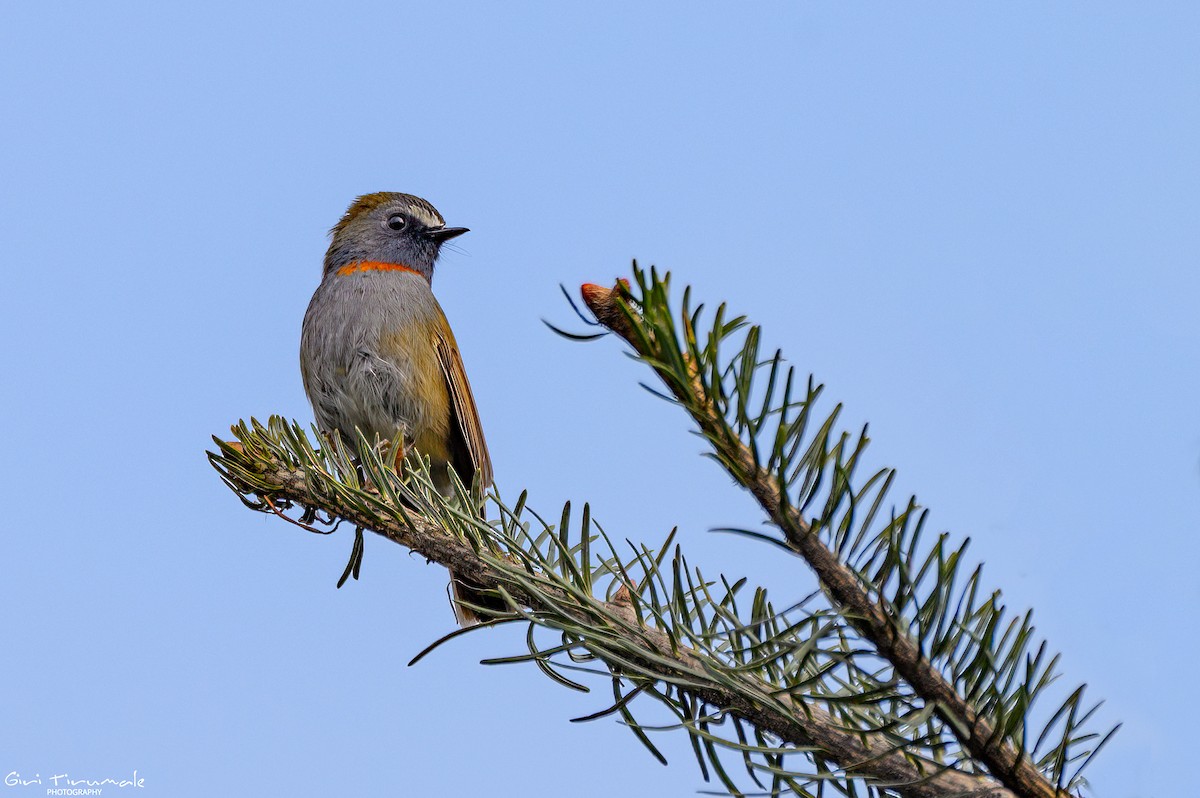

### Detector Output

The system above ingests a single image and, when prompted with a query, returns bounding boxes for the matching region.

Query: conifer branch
[573,268,1114,797]
[208,420,1015,798]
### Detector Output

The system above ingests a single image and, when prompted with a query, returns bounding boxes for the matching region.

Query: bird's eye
[386,214,406,231]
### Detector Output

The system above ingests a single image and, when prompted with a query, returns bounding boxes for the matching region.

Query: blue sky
[1,3,1196,797]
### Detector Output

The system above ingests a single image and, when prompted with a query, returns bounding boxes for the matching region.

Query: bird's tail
[448,570,506,627]
[442,468,503,626]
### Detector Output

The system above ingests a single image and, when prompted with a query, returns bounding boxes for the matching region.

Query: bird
[300,192,492,625]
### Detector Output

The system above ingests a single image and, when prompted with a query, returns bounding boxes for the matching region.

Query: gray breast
[300,273,433,445]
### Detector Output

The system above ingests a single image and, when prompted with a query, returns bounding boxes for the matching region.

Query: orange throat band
[335,260,422,277]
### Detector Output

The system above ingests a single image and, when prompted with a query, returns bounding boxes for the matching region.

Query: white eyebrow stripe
[403,206,444,229]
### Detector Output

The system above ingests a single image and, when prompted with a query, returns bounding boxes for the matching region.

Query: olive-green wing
[433,330,493,492]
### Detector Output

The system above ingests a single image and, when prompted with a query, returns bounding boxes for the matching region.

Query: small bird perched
[300,192,492,625]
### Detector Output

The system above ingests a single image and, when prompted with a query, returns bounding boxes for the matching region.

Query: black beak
[425,226,469,243]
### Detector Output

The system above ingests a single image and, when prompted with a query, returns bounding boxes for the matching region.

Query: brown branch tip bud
[580,278,633,334]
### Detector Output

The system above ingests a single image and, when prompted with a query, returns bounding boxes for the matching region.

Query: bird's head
[323,192,468,282]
